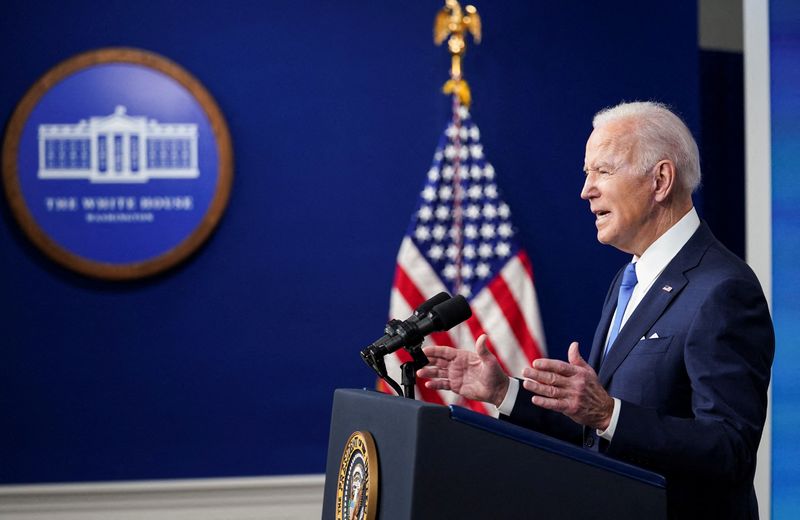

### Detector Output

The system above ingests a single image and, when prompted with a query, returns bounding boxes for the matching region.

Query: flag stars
[446,244,460,260]
[498,203,511,218]
[457,106,470,120]
[482,204,498,219]
[469,125,480,141]
[422,186,437,202]
[484,164,495,180]
[439,185,453,201]
[428,244,444,260]
[432,224,447,241]
[442,165,454,180]
[459,127,469,141]
[470,144,484,159]
[427,167,440,182]
[465,204,481,219]
[470,164,483,180]
[444,145,456,160]
[498,222,514,238]
[435,205,451,221]
[478,242,494,259]
[415,225,431,242]
[468,185,483,200]
[461,264,474,279]
[496,242,511,257]
[457,284,472,298]
[445,125,457,139]
[443,263,458,280]
[476,262,492,278]
[480,223,496,239]
[484,184,498,199]
[418,205,433,221]
[458,147,470,160]
[463,244,476,259]
[464,224,478,239]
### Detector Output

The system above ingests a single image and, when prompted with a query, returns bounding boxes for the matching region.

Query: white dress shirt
[497,208,701,443]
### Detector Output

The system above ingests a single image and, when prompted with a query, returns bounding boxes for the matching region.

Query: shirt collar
[632,207,700,288]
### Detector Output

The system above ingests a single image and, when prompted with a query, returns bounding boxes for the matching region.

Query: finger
[567,342,589,368]
[532,358,577,377]
[531,394,567,412]
[424,379,451,391]
[522,378,561,399]
[521,367,565,387]
[416,366,443,379]
[475,334,490,357]
[421,345,457,360]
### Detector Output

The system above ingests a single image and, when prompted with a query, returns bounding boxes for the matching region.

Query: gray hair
[592,101,701,193]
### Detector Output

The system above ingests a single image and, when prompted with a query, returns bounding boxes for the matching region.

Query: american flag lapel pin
[662,285,673,292]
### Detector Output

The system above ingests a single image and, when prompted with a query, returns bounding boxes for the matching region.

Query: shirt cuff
[496,377,519,415]
[597,397,621,441]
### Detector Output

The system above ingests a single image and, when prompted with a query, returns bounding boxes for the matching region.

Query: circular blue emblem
[2,48,233,279]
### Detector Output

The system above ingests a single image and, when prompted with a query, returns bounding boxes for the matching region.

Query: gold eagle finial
[434,0,481,107]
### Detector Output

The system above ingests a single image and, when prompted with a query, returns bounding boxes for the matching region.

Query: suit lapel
[597,273,687,385]
[595,223,715,386]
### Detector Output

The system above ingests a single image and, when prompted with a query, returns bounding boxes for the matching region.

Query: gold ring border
[1,47,234,280]
[336,430,379,520]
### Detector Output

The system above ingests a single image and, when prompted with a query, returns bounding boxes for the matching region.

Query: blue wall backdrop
[0,1,700,483]
[771,0,800,516]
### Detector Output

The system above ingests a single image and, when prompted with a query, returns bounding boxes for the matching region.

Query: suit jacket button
[584,437,594,448]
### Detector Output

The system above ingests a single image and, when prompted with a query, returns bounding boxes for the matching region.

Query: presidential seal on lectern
[336,430,379,520]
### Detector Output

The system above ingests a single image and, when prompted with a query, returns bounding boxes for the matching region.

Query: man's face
[581,121,656,255]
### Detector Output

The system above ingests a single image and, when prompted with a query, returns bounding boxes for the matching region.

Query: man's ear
[653,160,677,202]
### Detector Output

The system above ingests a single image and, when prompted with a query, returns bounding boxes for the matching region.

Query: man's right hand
[416,334,510,407]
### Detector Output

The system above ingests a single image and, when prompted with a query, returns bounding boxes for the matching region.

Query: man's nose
[580,174,595,200]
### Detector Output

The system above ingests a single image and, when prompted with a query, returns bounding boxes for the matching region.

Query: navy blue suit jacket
[503,223,774,519]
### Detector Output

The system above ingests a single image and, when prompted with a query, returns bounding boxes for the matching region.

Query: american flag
[381,99,547,415]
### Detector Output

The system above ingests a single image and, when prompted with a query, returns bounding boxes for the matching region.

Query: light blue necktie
[604,262,638,358]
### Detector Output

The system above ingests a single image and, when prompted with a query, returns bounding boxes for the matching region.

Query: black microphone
[369,292,451,348]
[412,292,451,319]
[366,295,472,357]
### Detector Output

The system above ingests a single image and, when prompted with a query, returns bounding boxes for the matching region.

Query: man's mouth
[594,210,611,221]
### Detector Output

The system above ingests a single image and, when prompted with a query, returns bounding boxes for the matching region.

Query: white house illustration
[37,105,199,183]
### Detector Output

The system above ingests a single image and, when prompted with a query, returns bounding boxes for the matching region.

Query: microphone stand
[400,342,429,399]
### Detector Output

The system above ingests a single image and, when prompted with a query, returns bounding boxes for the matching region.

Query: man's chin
[596,231,612,245]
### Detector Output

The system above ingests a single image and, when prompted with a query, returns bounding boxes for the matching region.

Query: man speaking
[417,102,774,519]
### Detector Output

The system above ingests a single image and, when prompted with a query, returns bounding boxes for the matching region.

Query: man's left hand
[521,342,614,430]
